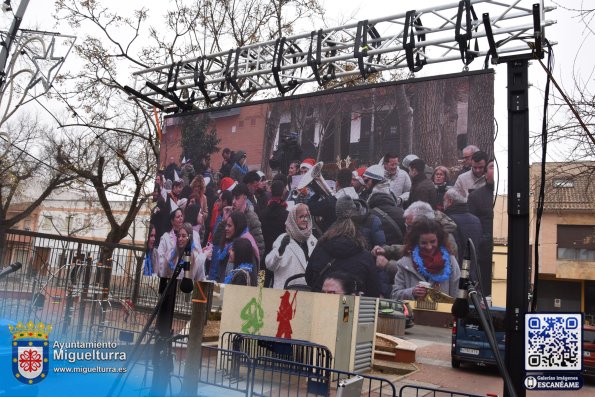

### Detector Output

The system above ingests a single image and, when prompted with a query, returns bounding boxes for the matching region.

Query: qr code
[525,313,582,371]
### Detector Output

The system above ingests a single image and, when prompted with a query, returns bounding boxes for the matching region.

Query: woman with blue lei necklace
[209,211,259,282]
[224,237,258,286]
[390,218,460,301]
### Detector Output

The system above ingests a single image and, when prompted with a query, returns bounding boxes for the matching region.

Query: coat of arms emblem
[9,321,52,385]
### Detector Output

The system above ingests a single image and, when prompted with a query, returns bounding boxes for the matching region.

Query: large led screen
[157,69,496,311]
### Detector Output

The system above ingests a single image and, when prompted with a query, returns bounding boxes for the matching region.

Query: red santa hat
[300,158,316,170]
[220,177,238,192]
[352,167,366,185]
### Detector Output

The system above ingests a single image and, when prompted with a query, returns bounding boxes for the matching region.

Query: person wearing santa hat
[351,166,368,200]
[299,158,316,175]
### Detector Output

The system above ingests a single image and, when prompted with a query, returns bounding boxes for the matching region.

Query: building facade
[530,162,595,323]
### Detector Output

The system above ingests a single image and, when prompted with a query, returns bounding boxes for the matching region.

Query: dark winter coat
[444,202,483,263]
[307,194,337,233]
[305,236,380,297]
[219,161,233,178]
[260,201,289,255]
[407,173,438,209]
[164,162,180,183]
[468,183,494,237]
[434,183,451,212]
[367,192,405,245]
[150,199,171,247]
[354,213,386,250]
[254,189,271,218]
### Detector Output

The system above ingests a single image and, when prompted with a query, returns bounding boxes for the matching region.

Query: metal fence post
[181,281,214,396]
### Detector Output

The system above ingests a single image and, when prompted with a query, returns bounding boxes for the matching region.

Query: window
[553,178,574,188]
[557,225,595,261]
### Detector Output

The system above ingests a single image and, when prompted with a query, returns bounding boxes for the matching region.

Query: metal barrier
[199,346,253,396]
[0,229,191,342]
[398,385,488,397]
[249,355,397,397]
[196,345,490,397]
[222,332,333,370]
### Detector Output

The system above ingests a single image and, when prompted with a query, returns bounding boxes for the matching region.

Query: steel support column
[505,57,531,397]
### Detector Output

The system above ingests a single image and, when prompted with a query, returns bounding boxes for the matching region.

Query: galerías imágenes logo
[9,321,52,385]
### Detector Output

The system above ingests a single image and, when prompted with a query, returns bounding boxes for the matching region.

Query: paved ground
[389,325,595,397]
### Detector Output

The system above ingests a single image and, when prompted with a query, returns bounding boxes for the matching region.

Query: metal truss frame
[130,0,554,112]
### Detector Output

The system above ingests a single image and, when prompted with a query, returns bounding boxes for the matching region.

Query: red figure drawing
[275,291,297,339]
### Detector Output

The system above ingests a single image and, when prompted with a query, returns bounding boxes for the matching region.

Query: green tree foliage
[179,114,220,174]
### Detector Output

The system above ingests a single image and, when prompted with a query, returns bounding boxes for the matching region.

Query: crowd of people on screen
[144,144,495,301]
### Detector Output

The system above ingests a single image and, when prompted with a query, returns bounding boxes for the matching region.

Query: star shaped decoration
[27,34,76,91]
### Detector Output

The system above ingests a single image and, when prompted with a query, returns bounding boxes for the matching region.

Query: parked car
[378,299,414,328]
[451,306,506,368]
[584,324,595,377]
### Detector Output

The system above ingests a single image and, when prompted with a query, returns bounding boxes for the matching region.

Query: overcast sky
[5,0,594,193]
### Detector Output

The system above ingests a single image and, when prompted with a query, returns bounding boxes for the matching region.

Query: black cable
[493,156,499,209]
[468,234,483,295]
[493,116,500,207]
[469,290,517,397]
[467,237,517,397]
[531,39,553,312]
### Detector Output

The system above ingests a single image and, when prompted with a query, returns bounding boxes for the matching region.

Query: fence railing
[196,346,486,397]
[0,229,192,341]
[0,229,490,397]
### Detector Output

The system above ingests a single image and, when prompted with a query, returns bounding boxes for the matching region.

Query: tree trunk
[394,85,413,156]
[261,103,283,175]
[411,80,444,162]
[440,79,461,167]
[467,73,495,159]
[0,226,7,266]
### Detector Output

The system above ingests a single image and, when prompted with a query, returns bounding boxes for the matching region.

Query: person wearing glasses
[265,203,317,290]
[457,145,480,177]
